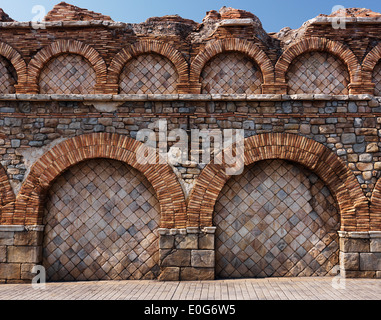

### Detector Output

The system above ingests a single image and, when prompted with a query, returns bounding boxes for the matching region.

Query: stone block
[360,253,381,271]
[370,239,381,252]
[0,246,6,262]
[191,250,215,268]
[160,249,191,267]
[199,233,215,250]
[340,238,369,253]
[340,252,359,270]
[341,133,356,144]
[180,267,215,281]
[158,267,180,281]
[0,263,20,280]
[175,234,198,249]
[7,246,42,263]
[14,231,43,246]
[0,231,14,245]
[21,263,38,281]
[341,270,376,278]
[159,235,174,249]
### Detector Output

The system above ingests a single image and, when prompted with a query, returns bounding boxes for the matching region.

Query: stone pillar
[339,231,381,278]
[158,227,216,281]
[0,225,44,283]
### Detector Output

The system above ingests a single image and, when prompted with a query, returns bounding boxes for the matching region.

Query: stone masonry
[1,3,381,282]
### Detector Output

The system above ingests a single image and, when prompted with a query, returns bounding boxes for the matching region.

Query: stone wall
[1,3,381,282]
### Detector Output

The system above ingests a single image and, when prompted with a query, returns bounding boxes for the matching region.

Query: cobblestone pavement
[0,278,380,300]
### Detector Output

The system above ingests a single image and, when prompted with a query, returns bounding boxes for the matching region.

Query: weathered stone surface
[360,253,381,271]
[160,249,191,267]
[198,233,215,250]
[370,239,381,252]
[0,246,6,263]
[0,263,20,280]
[341,133,356,144]
[175,234,198,249]
[159,235,175,249]
[20,263,38,281]
[180,267,215,281]
[340,252,359,270]
[14,231,43,246]
[340,238,370,253]
[0,232,14,246]
[158,267,180,281]
[7,246,42,263]
[191,250,215,268]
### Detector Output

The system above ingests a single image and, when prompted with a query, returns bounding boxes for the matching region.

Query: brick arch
[363,43,381,84]
[275,37,361,84]
[28,40,107,93]
[0,41,27,84]
[370,178,381,231]
[14,133,186,228]
[108,40,189,85]
[187,133,369,232]
[190,38,274,86]
[0,165,15,224]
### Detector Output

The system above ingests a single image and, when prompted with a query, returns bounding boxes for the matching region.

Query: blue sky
[1,0,381,32]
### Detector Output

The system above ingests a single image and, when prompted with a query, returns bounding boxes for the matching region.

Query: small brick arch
[363,43,381,84]
[275,37,361,85]
[14,133,186,228]
[0,165,15,225]
[190,38,274,87]
[370,178,381,231]
[0,41,27,84]
[187,133,369,232]
[28,40,107,93]
[108,40,189,86]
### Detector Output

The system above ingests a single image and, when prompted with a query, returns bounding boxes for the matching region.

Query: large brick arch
[190,38,274,87]
[28,40,107,93]
[0,41,27,84]
[275,37,361,85]
[0,165,15,225]
[363,43,381,84]
[187,133,369,232]
[108,40,189,86]
[370,178,381,231]
[14,133,186,228]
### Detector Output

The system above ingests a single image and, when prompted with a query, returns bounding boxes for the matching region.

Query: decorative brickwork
[43,159,160,281]
[188,133,369,232]
[372,61,381,96]
[14,133,186,228]
[2,4,381,282]
[0,56,17,94]
[275,37,362,93]
[108,40,188,94]
[200,52,262,94]
[0,41,27,89]
[215,160,339,278]
[0,165,15,225]
[27,40,107,94]
[119,53,179,94]
[39,54,96,94]
[286,51,349,95]
[190,38,274,93]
